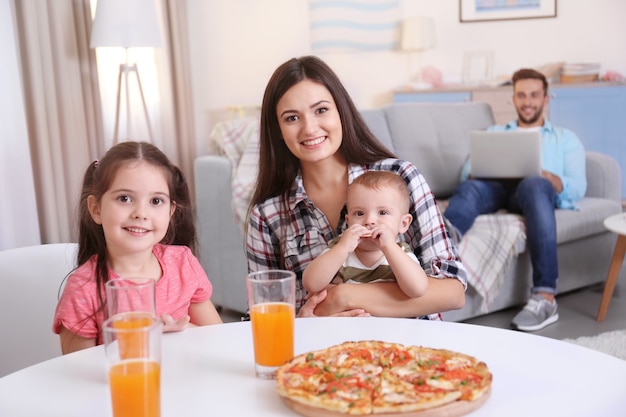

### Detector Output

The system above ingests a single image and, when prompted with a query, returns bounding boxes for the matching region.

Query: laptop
[469,130,542,179]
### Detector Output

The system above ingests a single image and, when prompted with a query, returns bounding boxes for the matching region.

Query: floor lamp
[400,16,437,89]
[90,0,163,145]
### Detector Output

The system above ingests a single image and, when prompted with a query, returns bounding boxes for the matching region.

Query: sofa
[194,102,624,322]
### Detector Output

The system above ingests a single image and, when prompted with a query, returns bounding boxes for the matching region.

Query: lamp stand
[112,53,154,144]
[407,52,428,90]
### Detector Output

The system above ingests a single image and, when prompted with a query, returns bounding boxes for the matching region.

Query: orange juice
[113,314,154,359]
[109,360,160,417]
[250,302,294,366]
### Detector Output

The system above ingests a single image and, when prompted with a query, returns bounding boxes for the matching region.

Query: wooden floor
[464,276,626,341]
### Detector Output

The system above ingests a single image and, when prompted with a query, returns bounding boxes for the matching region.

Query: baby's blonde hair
[348,171,410,212]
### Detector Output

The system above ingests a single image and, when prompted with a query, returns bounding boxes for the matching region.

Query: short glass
[103,313,162,417]
[246,270,296,379]
[105,278,156,319]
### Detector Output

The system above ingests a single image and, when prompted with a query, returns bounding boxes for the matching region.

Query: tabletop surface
[604,212,626,235]
[1,317,625,417]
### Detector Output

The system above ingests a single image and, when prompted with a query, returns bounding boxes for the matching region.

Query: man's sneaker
[511,294,559,332]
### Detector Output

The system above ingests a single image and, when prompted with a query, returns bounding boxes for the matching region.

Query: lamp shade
[90,0,162,48]
[400,16,436,52]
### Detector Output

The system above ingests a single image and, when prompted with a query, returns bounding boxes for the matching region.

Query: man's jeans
[444,176,558,294]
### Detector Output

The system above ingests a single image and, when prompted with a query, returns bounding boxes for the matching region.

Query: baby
[303,171,428,300]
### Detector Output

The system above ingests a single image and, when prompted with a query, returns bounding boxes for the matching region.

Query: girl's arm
[313,278,465,318]
[189,299,223,326]
[59,326,96,354]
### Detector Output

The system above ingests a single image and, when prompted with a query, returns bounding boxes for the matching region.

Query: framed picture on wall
[460,0,557,23]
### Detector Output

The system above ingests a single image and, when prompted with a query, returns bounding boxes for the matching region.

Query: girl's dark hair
[77,141,196,311]
[250,55,396,207]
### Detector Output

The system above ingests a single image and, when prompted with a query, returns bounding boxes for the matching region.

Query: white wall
[0,0,41,250]
[187,0,626,154]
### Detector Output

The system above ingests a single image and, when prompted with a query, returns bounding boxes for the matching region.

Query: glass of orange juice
[105,278,156,320]
[103,313,162,417]
[246,270,295,379]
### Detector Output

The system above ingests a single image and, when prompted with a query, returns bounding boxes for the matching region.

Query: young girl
[247,56,466,319]
[54,141,222,354]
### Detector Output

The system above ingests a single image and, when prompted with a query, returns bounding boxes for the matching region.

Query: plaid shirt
[246,158,467,319]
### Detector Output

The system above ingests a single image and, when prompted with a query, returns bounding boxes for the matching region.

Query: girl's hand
[160,313,190,332]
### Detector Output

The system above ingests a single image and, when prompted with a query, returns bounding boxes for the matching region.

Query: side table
[597,212,626,321]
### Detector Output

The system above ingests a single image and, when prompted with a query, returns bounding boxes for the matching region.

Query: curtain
[13,0,104,244]
[156,0,198,198]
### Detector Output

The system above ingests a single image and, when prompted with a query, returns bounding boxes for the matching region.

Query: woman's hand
[315,279,465,318]
[298,289,370,318]
[160,313,190,332]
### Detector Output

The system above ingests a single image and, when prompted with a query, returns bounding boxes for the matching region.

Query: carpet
[562,329,626,361]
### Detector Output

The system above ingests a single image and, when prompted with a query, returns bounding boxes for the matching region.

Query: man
[444,68,587,331]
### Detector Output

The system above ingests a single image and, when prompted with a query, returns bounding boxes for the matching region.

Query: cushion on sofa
[378,102,495,198]
[556,198,622,244]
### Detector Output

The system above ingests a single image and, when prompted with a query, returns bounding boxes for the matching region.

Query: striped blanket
[458,213,527,312]
[208,116,260,229]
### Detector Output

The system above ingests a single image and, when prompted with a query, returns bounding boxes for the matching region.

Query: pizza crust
[281,387,491,417]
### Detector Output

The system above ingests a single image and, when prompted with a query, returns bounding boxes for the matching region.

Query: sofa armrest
[194,155,249,313]
[585,151,622,203]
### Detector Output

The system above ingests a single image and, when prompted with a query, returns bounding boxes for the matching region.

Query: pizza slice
[372,368,462,413]
[407,346,493,401]
[276,346,378,415]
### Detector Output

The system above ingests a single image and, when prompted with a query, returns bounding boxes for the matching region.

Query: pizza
[276,341,492,416]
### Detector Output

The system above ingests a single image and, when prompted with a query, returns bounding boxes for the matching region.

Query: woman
[246,56,466,319]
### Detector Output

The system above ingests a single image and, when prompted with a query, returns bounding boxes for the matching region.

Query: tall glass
[105,278,156,319]
[246,270,296,379]
[103,313,162,417]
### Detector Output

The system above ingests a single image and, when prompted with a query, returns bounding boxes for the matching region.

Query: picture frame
[459,0,557,23]
[462,50,493,85]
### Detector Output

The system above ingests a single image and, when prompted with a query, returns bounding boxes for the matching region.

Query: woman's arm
[313,278,465,318]
[298,289,370,318]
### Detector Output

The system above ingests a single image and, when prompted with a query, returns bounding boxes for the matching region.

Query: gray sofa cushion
[585,151,622,202]
[556,198,622,244]
[364,102,495,198]
[359,110,394,152]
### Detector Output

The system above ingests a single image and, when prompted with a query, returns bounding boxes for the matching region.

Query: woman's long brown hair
[248,56,396,268]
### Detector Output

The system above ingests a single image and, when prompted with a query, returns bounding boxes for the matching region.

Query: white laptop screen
[469,130,542,179]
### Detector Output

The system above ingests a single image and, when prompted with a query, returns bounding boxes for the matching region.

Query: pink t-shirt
[53,244,212,344]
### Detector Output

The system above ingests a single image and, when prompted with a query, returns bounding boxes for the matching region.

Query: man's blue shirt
[461,120,587,209]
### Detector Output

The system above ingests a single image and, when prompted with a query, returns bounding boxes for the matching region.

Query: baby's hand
[338,224,371,252]
[160,313,190,332]
[367,224,396,249]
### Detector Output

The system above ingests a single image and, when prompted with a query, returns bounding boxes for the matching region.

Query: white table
[1,317,625,416]
[597,212,626,321]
